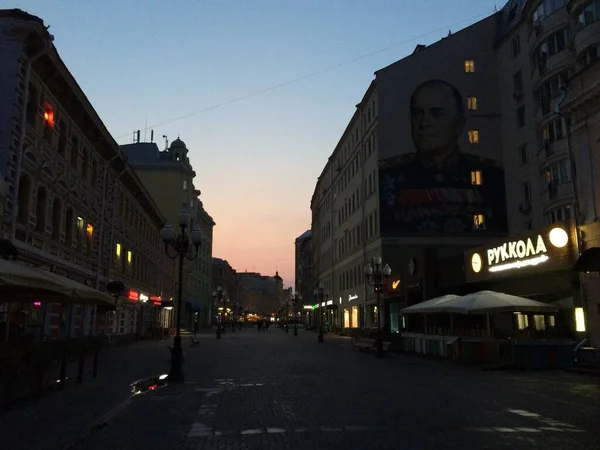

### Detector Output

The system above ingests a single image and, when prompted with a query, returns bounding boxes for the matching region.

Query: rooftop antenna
[150,129,154,143]
[143,118,148,142]
[494,4,497,12]
[162,134,168,150]
[132,130,136,143]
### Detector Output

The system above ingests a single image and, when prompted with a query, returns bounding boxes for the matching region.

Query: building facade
[237,271,283,316]
[495,0,600,343]
[311,15,508,331]
[294,230,313,305]
[120,139,215,328]
[0,9,175,339]
[311,0,600,341]
[211,257,238,318]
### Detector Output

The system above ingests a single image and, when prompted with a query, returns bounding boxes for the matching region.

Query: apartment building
[0,9,175,338]
[312,15,508,331]
[121,139,215,328]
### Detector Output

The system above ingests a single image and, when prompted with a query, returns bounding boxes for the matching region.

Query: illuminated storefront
[464,221,581,335]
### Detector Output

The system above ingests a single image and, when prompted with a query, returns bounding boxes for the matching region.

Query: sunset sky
[13,0,499,287]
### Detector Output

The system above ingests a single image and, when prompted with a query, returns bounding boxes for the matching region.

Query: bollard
[92,350,99,378]
[59,357,67,390]
[77,352,85,384]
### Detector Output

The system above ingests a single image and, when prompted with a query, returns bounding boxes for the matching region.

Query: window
[127,250,133,264]
[71,136,79,169]
[525,220,533,231]
[541,117,565,143]
[547,205,572,224]
[473,214,486,229]
[512,36,521,57]
[86,223,94,256]
[468,130,479,144]
[464,59,475,73]
[183,180,188,190]
[51,197,62,240]
[116,243,122,258]
[578,0,600,27]
[517,106,526,128]
[58,121,67,156]
[26,84,39,126]
[546,159,571,184]
[467,96,477,111]
[17,175,31,225]
[513,71,523,94]
[65,208,74,245]
[35,186,48,232]
[471,170,483,185]
[42,103,55,142]
[522,181,531,202]
[519,144,528,165]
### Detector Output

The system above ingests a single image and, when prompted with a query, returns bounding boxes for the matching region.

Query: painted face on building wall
[410,81,464,160]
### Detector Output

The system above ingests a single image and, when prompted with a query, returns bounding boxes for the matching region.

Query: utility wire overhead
[114,11,490,141]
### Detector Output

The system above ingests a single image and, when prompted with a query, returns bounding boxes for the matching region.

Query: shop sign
[348,294,358,301]
[467,226,570,280]
[303,305,313,310]
[126,290,139,301]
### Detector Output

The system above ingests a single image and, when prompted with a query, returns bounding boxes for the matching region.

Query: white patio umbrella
[441,291,559,314]
[400,294,460,314]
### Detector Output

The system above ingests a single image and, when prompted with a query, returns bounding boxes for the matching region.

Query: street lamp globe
[178,207,191,227]
[217,284,223,293]
[382,263,392,277]
[160,223,175,244]
[313,288,319,296]
[373,255,383,266]
[364,262,373,277]
[190,227,204,246]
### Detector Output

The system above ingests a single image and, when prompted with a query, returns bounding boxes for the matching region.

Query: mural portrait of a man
[379,79,507,234]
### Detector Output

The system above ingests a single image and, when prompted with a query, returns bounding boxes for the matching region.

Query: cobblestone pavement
[4,329,600,450]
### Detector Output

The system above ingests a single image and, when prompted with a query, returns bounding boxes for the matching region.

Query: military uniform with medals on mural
[380,79,507,234]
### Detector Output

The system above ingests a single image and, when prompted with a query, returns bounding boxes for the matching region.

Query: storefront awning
[573,247,600,272]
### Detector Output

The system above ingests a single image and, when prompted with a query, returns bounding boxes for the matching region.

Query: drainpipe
[10,33,54,240]
[556,84,589,339]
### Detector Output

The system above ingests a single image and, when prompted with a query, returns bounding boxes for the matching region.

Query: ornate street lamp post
[160,207,204,382]
[212,285,224,339]
[313,285,326,343]
[364,256,392,358]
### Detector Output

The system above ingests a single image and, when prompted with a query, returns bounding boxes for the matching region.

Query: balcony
[573,20,600,56]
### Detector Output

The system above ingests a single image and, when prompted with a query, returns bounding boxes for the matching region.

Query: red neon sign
[127,290,139,301]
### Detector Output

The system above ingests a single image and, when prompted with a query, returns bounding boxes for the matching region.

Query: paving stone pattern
[2,329,600,450]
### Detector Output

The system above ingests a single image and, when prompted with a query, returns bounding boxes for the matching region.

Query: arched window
[65,208,74,246]
[51,197,62,240]
[58,120,67,156]
[35,186,48,232]
[17,175,31,225]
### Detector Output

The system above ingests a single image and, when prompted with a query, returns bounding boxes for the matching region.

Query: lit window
[43,103,55,129]
[77,216,84,230]
[468,130,479,144]
[471,170,483,185]
[86,223,93,237]
[473,214,485,229]
[127,250,132,264]
[116,243,121,257]
[464,59,475,73]
[467,96,477,111]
